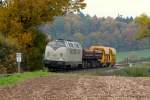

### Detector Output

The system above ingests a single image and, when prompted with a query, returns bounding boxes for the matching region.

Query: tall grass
[64,63,150,77]
[113,63,150,77]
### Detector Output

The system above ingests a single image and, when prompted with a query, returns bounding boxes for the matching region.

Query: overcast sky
[82,0,150,18]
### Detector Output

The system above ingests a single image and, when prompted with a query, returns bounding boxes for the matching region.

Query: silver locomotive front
[44,40,82,69]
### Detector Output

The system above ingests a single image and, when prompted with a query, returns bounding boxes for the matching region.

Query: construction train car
[44,39,116,70]
[89,46,111,67]
[89,46,117,67]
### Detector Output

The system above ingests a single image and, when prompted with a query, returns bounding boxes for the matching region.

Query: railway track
[0,64,127,77]
[57,64,126,74]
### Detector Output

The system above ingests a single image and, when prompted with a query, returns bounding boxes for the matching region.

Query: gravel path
[0,76,150,100]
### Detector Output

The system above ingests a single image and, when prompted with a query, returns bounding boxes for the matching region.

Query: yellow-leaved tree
[135,14,150,39]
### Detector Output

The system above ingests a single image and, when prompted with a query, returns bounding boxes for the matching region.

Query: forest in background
[40,12,150,51]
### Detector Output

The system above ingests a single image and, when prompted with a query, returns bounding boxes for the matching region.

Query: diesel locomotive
[44,39,116,70]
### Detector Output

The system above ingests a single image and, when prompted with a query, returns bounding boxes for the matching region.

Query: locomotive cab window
[74,43,80,48]
[69,43,74,48]
[48,41,66,48]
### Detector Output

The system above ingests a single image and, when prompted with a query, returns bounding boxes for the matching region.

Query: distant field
[117,49,150,62]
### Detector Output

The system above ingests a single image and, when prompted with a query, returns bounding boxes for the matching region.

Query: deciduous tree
[0,0,86,72]
[135,14,150,39]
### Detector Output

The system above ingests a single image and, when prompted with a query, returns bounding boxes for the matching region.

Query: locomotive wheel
[78,64,82,69]
[102,64,106,67]
[111,64,115,67]
[106,63,110,67]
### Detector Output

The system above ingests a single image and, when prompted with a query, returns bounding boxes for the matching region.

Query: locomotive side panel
[64,41,82,68]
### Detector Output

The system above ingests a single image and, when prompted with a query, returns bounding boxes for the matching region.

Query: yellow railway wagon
[89,45,111,67]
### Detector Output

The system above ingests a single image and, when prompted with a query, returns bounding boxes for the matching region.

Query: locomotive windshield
[48,41,66,48]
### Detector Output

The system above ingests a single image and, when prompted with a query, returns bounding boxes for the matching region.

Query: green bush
[0,41,18,73]
[0,31,47,73]
[25,31,47,71]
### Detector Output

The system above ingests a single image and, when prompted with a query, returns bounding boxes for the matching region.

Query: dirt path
[0,76,150,100]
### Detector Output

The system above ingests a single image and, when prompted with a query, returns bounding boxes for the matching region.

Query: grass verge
[113,63,150,77]
[63,63,150,77]
[0,70,49,87]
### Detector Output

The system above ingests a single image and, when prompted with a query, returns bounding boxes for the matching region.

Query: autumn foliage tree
[42,13,150,51]
[135,14,150,39]
[0,0,86,72]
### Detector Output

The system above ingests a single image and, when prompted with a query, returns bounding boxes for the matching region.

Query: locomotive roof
[56,39,74,42]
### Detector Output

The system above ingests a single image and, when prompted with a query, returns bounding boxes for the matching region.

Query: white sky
[82,0,150,18]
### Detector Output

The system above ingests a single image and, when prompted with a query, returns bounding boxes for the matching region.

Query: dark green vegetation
[0,71,48,87]
[40,13,150,51]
